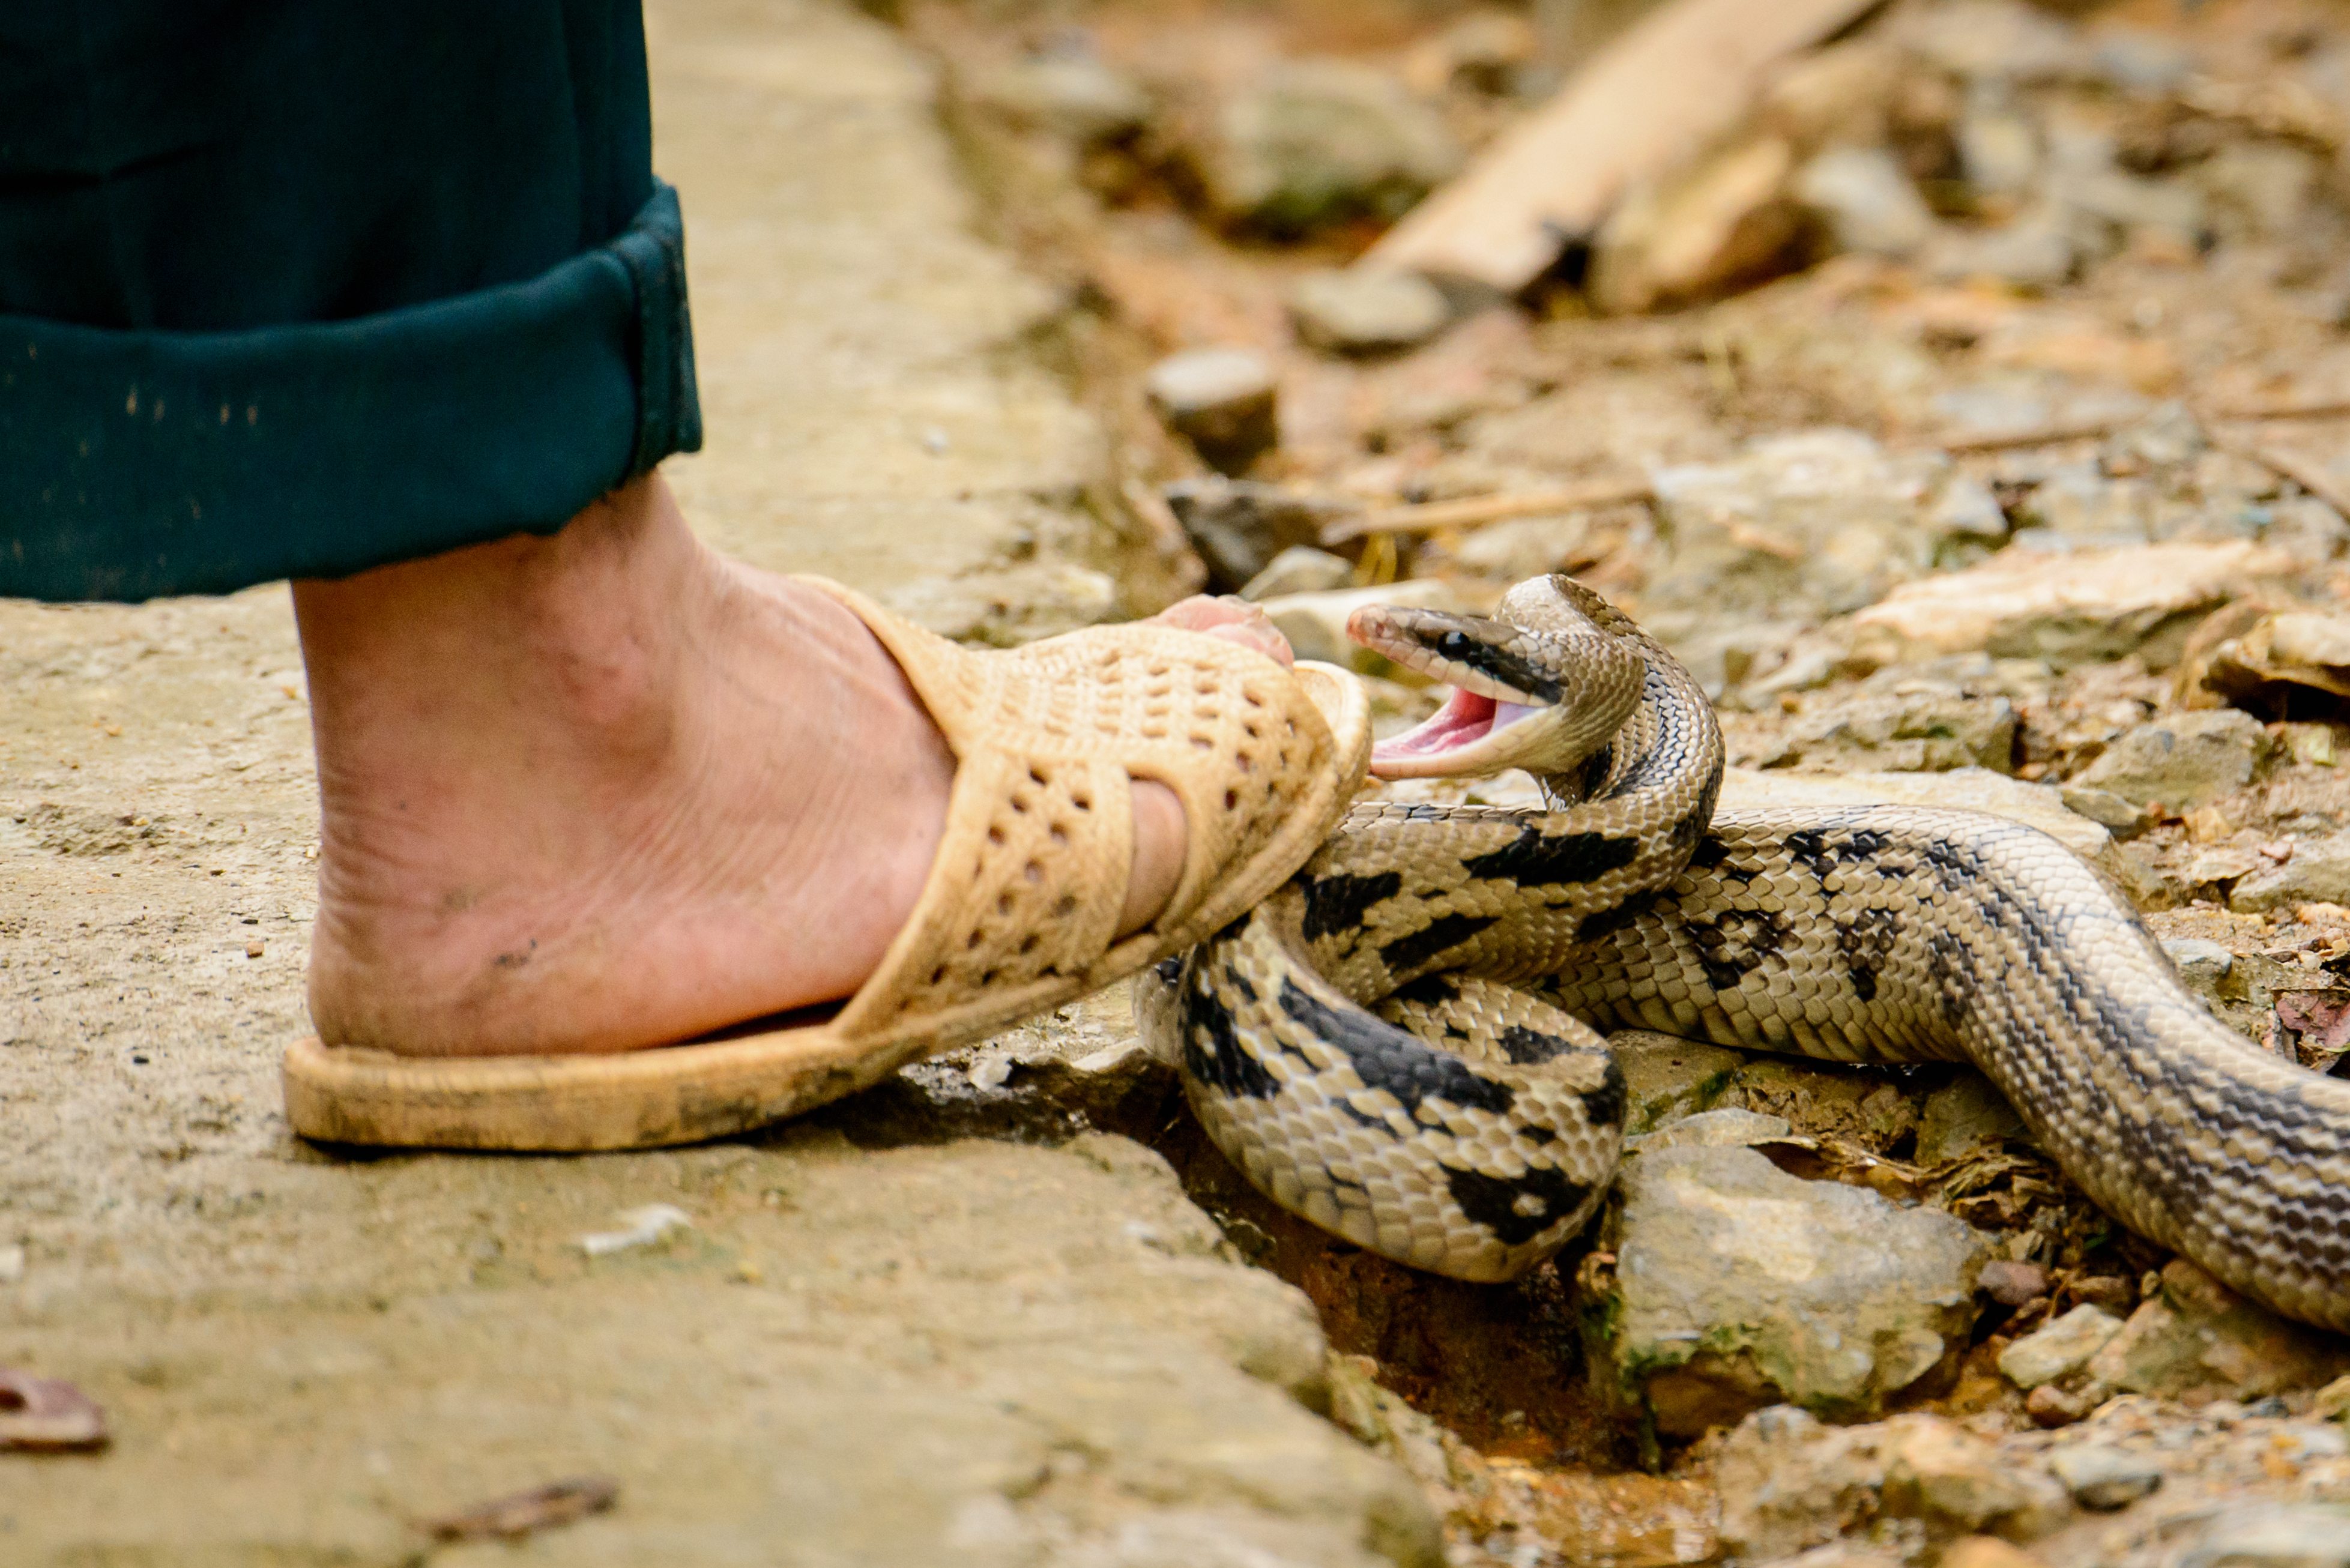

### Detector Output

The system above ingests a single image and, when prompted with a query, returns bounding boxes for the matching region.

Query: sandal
[280,577,1370,1150]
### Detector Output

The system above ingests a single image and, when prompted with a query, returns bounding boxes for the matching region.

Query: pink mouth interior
[1373,687,1496,763]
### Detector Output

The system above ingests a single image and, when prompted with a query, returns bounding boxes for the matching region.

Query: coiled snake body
[1136,575,2350,1333]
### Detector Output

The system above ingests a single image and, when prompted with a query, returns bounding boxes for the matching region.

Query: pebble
[1161,477,1348,591]
[2074,708,2276,810]
[1978,1259,2048,1307]
[1144,349,1278,476]
[1793,146,1936,258]
[972,53,1151,146]
[0,1244,22,1283]
[1999,1304,2125,1389]
[1236,545,1352,601]
[2026,1382,2098,1428]
[1287,268,1450,355]
[2046,1442,2163,1510]
[1926,208,2077,290]
[1590,137,1799,315]
[2083,1259,2350,1402]
[2162,938,2237,997]
[2059,784,2151,838]
[1192,59,1461,235]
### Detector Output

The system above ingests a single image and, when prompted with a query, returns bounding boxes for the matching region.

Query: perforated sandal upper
[799,579,1366,1054]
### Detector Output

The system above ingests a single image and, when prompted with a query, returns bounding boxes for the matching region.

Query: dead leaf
[0,1369,108,1452]
[418,1475,620,1543]
[2276,991,2350,1054]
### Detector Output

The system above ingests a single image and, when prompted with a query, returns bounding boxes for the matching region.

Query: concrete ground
[0,2,1433,1563]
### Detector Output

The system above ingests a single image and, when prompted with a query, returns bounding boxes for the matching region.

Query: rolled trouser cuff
[0,180,701,602]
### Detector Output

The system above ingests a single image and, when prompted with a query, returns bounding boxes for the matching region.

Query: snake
[1135,574,2350,1333]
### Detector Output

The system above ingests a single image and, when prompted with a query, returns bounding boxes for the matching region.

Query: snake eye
[1438,631,1471,658]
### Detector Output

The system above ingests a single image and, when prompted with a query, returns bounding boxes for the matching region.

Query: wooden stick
[1320,476,1654,545]
[1363,0,1881,292]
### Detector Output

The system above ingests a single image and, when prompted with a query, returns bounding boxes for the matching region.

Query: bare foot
[296,474,1292,1057]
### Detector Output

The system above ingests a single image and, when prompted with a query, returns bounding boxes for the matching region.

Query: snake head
[1348,586,1646,782]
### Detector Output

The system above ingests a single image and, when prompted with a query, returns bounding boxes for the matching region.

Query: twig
[1320,476,1654,545]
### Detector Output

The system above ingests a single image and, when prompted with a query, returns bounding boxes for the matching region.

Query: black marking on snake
[1499,1025,1574,1064]
[1832,906,1903,1005]
[1443,1163,1595,1247]
[1222,965,1259,1006]
[1690,836,1732,869]
[1303,871,1404,942]
[1390,973,1462,1009]
[1461,827,1640,888]
[1183,981,1279,1100]
[1278,978,1515,1116]
[1576,888,1657,940]
[1212,913,1254,946]
[1431,631,1564,702]
[1580,1057,1627,1132]
[1688,908,1790,992]
[1382,912,1502,976]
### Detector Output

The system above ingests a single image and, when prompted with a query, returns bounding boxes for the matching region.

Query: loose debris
[0,1369,107,1453]
[417,1474,620,1544]
[578,1204,692,1258]
[925,0,2350,1558]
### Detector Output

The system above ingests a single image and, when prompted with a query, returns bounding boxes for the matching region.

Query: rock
[1161,478,1349,592]
[2060,785,2151,839]
[2026,1382,2097,1428]
[1980,1259,2049,1307]
[1442,513,1610,585]
[2163,937,2237,997]
[1880,1416,2069,1537]
[1757,687,2018,774]
[1609,1031,1749,1135]
[1590,1146,1990,1438]
[1998,1305,2126,1389]
[1793,146,1937,258]
[2083,1259,2350,1402]
[1713,1408,2068,1561]
[1847,541,2295,672]
[1957,103,2041,197]
[1257,580,1464,675]
[1645,431,2011,627]
[2233,834,2350,914]
[1590,137,1802,316]
[1631,1106,1795,1153]
[1192,61,1462,235]
[971,53,1152,146]
[2046,1443,2163,1510]
[2013,462,2154,547]
[1288,270,1449,355]
[1926,208,2077,289]
[2064,170,2209,247]
[1147,351,1279,477]
[1917,1073,2029,1164]
[2178,1503,2350,1568]
[2073,709,2276,810]
[1237,546,1353,602]
[2198,611,2350,720]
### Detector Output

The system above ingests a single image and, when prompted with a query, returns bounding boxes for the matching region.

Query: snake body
[1137,575,2350,1333]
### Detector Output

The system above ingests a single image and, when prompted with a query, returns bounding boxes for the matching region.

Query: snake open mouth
[1371,687,1547,773]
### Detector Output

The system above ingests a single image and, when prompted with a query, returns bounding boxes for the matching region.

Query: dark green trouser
[0,1,701,602]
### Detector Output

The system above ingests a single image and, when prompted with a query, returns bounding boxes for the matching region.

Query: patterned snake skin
[1136,575,2350,1332]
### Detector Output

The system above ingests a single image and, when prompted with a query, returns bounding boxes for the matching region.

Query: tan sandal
[281,577,1370,1150]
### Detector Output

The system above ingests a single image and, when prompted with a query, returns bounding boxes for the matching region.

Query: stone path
[0,3,1431,1562]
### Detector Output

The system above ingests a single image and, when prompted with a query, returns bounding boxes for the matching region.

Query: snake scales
[1136,574,2350,1333]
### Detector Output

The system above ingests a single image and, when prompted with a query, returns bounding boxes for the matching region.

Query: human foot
[295,475,1293,1057]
